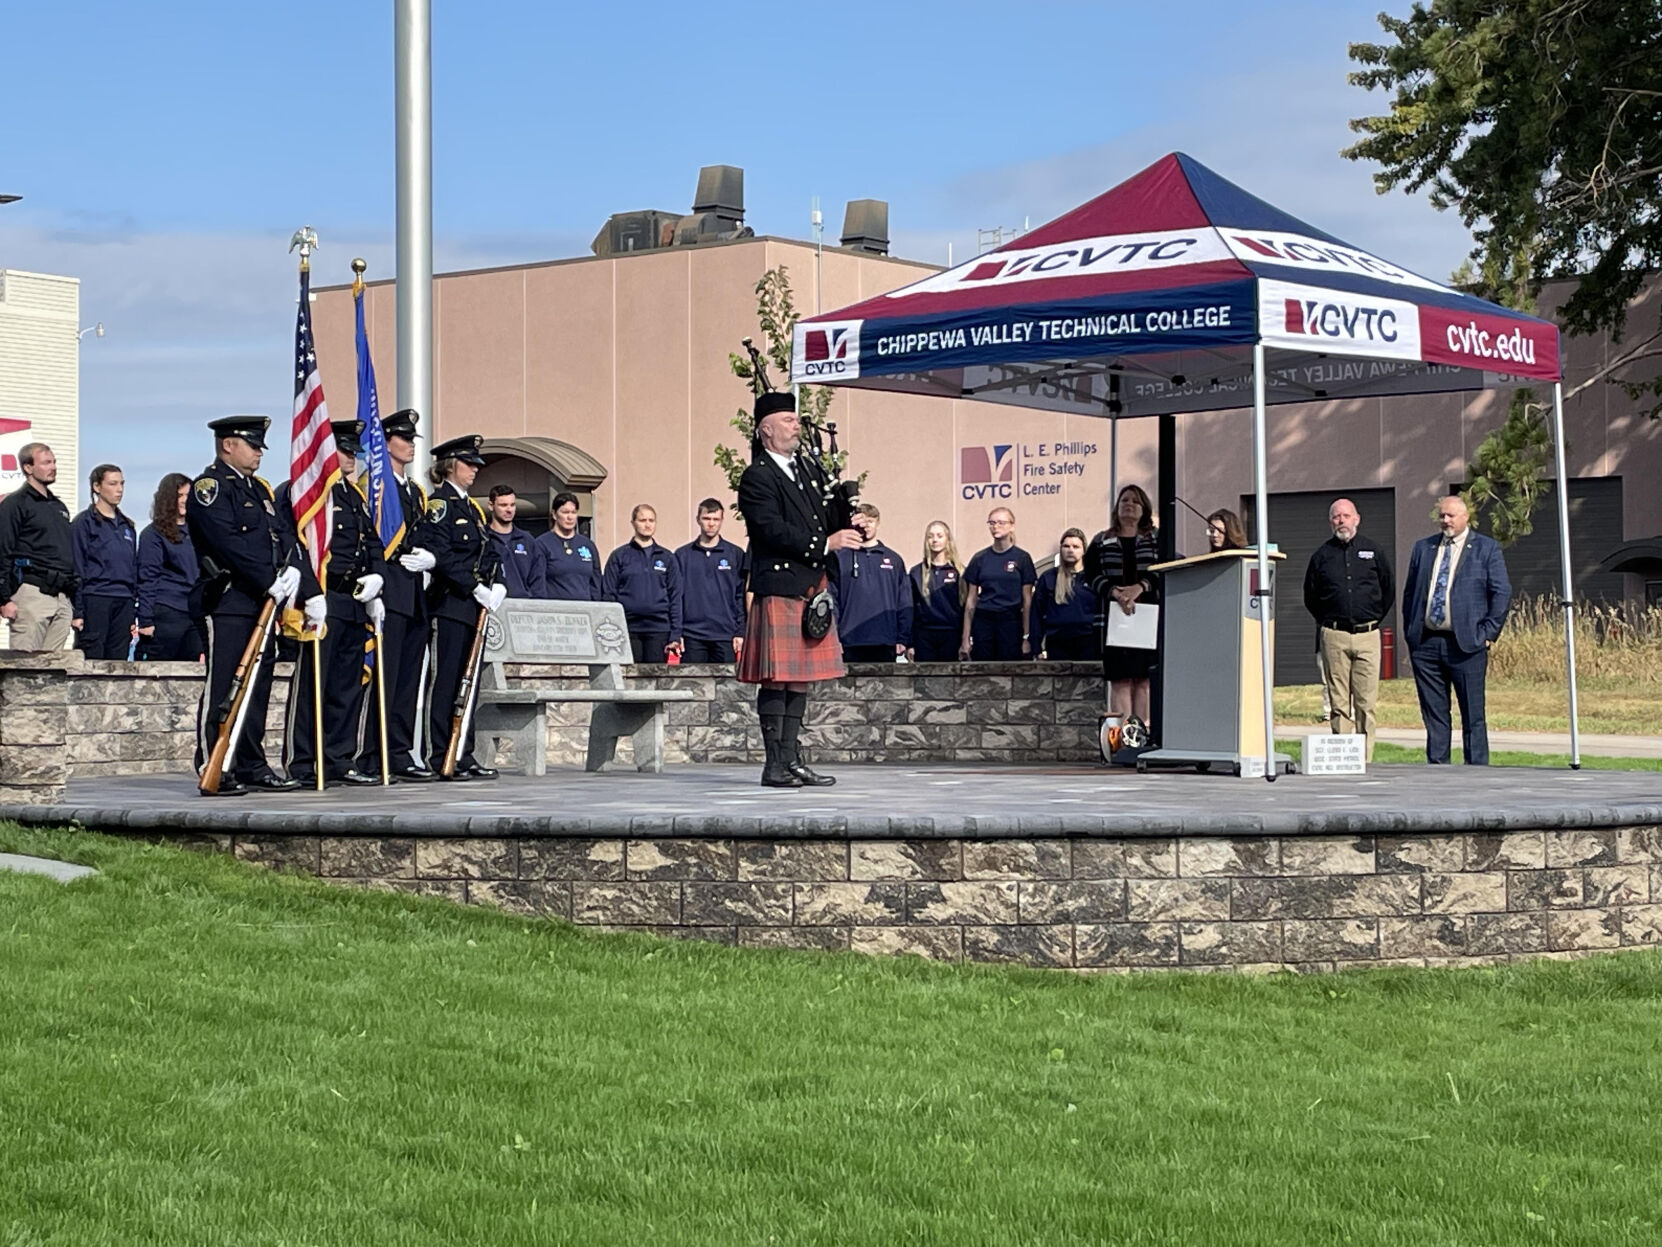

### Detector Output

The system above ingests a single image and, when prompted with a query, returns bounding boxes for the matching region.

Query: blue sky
[0,0,1472,509]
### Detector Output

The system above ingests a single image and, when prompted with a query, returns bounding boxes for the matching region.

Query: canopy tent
[791,153,1582,775]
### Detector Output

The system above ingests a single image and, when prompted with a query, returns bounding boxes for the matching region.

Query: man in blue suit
[1401,495,1513,764]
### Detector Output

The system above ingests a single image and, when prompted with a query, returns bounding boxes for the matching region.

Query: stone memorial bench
[472,600,696,775]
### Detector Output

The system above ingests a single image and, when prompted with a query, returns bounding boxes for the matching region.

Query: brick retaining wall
[0,654,1107,786]
[151,827,1662,972]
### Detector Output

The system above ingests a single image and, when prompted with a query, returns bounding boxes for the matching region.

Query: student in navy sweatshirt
[960,507,1036,661]
[908,520,965,662]
[834,502,912,663]
[675,497,747,664]
[537,491,603,601]
[603,503,683,663]
[135,472,204,662]
[485,484,547,599]
[1031,528,1100,660]
[72,463,140,659]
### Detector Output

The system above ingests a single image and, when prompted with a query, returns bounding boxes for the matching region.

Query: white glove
[366,598,386,630]
[268,567,301,603]
[302,595,327,628]
[399,548,436,573]
[473,583,505,611]
[353,572,384,602]
[488,583,507,612]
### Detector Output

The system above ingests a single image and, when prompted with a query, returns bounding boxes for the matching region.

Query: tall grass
[1490,594,1662,683]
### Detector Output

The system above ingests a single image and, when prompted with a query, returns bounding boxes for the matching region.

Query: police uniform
[280,419,387,785]
[355,408,433,781]
[419,435,502,779]
[187,415,320,794]
[736,390,846,788]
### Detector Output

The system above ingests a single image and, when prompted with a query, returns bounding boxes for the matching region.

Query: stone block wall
[154,826,1662,973]
[2,655,1106,788]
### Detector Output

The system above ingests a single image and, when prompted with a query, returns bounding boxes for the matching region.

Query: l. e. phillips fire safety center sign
[958,438,1098,501]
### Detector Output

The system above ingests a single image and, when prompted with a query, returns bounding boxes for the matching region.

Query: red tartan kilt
[738,592,846,684]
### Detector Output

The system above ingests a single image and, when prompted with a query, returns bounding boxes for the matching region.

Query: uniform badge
[264,499,276,515]
[1005,560,1017,573]
[579,547,592,561]
[193,477,219,507]
[427,499,448,521]
[653,559,666,572]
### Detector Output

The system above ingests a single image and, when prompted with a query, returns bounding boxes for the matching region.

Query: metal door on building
[1450,477,1625,606]
[1240,488,1397,686]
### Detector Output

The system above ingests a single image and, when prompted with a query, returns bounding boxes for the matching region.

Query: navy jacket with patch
[675,538,746,641]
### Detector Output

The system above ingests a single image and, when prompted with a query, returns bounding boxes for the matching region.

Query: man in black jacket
[1302,497,1394,760]
[736,391,862,788]
[0,442,80,650]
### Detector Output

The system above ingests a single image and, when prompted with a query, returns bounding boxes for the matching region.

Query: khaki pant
[8,582,74,652]
[1320,625,1381,760]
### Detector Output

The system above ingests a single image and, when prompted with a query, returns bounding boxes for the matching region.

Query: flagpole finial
[289,226,320,272]
[351,256,367,296]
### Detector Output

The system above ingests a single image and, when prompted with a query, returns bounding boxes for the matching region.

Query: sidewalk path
[1277,725,1662,759]
[0,853,97,882]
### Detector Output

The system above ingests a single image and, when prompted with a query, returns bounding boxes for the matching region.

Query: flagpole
[374,618,391,786]
[312,632,326,792]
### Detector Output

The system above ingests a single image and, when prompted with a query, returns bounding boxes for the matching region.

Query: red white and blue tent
[792,154,1583,773]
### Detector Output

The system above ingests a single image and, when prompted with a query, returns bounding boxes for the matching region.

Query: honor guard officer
[675,498,747,664]
[536,491,602,600]
[188,415,323,794]
[0,442,81,650]
[279,418,387,786]
[358,408,436,781]
[736,390,863,788]
[420,434,506,779]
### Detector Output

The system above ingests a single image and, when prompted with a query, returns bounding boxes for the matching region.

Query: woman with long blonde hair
[1031,527,1099,660]
[908,520,965,662]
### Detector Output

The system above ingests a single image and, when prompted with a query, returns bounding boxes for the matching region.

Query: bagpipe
[743,336,859,532]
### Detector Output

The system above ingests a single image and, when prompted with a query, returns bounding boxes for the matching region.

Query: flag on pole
[355,281,404,557]
[291,263,340,586]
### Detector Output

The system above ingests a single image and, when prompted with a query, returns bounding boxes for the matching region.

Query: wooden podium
[1139,549,1292,776]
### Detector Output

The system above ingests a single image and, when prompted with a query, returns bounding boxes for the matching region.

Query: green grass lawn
[1275,739,1662,771]
[1273,677,1662,736]
[5,826,1661,1247]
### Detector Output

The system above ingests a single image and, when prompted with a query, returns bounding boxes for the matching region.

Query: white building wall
[0,269,81,511]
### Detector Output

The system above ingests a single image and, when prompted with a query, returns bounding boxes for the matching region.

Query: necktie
[1429,536,1452,628]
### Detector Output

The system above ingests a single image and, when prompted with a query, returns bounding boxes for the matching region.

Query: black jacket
[1303,534,1394,628]
[186,459,320,618]
[738,451,835,599]
[380,473,429,621]
[275,476,388,625]
[0,483,76,600]
[417,480,495,625]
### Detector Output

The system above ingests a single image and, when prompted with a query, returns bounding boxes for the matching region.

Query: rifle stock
[199,598,278,795]
[440,605,491,779]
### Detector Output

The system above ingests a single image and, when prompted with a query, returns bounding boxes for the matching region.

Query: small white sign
[1239,755,1267,779]
[1303,733,1367,775]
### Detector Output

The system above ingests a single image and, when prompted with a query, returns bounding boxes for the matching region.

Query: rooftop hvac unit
[590,210,681,257]
[841,199,889,255]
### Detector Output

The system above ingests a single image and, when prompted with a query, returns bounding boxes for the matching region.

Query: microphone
[1171,495,1212,526]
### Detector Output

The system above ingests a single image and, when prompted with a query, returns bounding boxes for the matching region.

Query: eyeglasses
[1208,524,1227,536]
[987,519,1012,528]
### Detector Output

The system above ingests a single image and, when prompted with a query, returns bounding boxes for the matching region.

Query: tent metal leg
[1550,381,1582,769]
[1109,417,1118,521]
[1252,344,1275,781]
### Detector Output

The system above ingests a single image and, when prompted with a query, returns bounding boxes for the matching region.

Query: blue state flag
[356,284,402,681]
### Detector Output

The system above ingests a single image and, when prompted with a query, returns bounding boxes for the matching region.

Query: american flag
[291,264,340,582]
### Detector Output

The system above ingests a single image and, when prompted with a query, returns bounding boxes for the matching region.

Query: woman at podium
[1086,485,1161,722]
[1206,508,1247,552]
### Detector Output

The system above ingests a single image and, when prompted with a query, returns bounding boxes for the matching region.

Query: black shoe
[391,765,436,783]
[761,761,803,788]
[438,766,473,782]
[198,777,246,798]
[245,772,303,793]
[787,760,836,787]
[331,769,380,787]
[457,763,499,780]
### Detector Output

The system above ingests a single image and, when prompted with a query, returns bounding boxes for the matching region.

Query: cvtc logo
[1284,298,1398,343]
[799,325,857,377]
[0,416,33,494]
[960,444,1015,500]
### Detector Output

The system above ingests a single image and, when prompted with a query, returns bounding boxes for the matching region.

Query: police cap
[432,434,487,467]
[330,418,366,455]
[209,414,271,450]
[382,409,421,440]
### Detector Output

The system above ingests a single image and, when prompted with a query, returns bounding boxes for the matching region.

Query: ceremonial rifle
[199,598,279,796]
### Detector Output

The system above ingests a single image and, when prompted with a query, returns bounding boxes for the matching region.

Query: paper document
[1106,602,1160,650]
